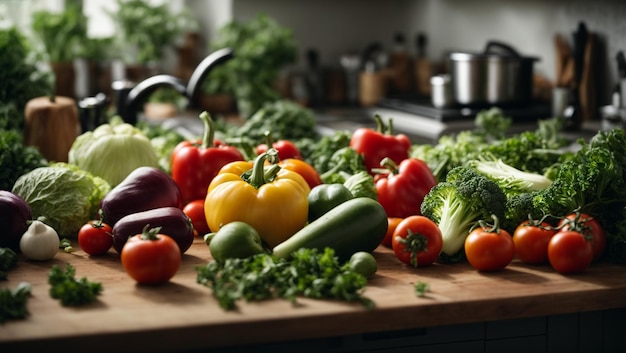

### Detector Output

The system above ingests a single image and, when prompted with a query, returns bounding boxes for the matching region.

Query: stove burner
[377,95,552,122]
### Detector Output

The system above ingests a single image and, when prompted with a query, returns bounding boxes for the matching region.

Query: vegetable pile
[2,94,626,322]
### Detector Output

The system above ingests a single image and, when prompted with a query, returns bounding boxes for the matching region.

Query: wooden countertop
[1,237,625,353]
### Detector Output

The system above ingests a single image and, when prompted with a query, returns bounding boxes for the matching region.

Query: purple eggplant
[112,206,194,254]
[101,166,183,226]
[0,190,32,250]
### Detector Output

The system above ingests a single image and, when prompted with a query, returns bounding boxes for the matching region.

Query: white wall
[224,0,626,103]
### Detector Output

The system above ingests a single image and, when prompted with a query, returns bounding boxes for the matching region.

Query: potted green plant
[206,14,297,118]
[109,0,193,81]
[31,0,87,98]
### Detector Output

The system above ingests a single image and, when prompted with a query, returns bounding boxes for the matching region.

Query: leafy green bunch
[411,108,570,181]
[0,130,48,191]
[0,27,53,131]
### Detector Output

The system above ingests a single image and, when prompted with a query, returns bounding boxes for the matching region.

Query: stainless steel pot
[447,41,539,107]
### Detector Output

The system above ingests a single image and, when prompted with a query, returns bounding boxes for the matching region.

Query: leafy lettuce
[11,163,110,237]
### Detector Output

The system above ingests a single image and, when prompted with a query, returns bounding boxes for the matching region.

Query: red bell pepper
[350,115,411,174]
[171,111,244,205]
[256,130,302,161]
[375,157,437,218]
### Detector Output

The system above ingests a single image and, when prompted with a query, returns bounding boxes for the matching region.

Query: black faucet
[118,47,234,124]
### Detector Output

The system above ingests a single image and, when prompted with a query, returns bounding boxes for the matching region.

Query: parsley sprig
[0,247,18,280]
[196,248,374,310]
[0,282,31,323]
[48,264,102,306]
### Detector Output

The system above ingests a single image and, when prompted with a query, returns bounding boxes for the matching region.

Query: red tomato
[513,221,557,264]
[257,139,302,161]
[78,220,113,256]
[391,216,442,267]
[382,217,403,248]
[548,230,593,274]
[183,199,210,236]
[558,213,605,261]
[121,229,181,284]
[465,227,515,271]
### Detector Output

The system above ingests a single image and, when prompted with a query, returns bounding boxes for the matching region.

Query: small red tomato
[257,139,302,161]
[513,220,557,264]
[465,226,515,272]
[391,215,443,267]
[121,227,181,284]
[548,230,593,274]
[78,220,113,256]
[558,212,605,261]
[382,217,403,248]
[183,199,210,236]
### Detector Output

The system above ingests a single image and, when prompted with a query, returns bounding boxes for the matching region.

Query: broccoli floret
[421,166,507,259]
[503,191,543,233]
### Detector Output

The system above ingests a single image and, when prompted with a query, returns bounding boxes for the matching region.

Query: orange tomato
[381,217,403,248]
[279,158,322,189]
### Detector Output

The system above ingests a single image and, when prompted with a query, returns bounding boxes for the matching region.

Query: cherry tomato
[121,227,181,284]
[513,220,557,264]
[257,138,302,161]
[78,220,113,256]
[183,199,210,236]
[391,215,442,267]
[558,212,605,261]
[381,217,403,248]
[465,226,515,272]
[548,230,593,274]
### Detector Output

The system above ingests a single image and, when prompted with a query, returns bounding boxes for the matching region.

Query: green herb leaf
[48,264,102,306]
[414,281,430,297]
[0,282,32,323]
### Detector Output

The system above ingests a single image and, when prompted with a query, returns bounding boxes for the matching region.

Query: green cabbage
[68,122,158,186]
[11,163,111,238]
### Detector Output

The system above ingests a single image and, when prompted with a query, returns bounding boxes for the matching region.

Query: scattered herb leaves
[0,282,31,323]
[196,247,374,310]
[48,264,102,306]
[415,281,430,297]
[0,248,18,280]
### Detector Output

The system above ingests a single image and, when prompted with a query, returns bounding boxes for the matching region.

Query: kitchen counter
[1,237,625,353]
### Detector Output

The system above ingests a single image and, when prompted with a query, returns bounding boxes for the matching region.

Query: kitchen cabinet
[1,238,625,353]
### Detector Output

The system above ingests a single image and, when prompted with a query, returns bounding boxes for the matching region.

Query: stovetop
[377,95,552,122]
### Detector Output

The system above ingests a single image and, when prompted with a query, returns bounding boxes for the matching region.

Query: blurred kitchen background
[2,0,626,142]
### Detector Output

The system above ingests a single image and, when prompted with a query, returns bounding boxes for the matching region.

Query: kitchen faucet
[117,47,234,124]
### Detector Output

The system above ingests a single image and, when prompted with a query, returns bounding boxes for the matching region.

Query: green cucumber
[272,197,388,261]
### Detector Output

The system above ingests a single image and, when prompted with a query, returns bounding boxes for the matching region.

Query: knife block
[24,96,80,163]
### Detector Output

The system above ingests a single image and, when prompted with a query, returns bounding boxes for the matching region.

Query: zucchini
[272,197,388,261]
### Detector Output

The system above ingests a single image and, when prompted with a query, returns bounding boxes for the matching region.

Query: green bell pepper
[307,183,354,222]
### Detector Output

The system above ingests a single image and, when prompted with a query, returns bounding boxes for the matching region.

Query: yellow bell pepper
[204,149,310,248]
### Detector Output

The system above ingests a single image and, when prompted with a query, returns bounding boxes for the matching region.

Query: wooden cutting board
[1,237,625,353]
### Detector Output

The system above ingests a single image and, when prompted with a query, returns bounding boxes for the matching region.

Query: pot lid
[448,40,540,62]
